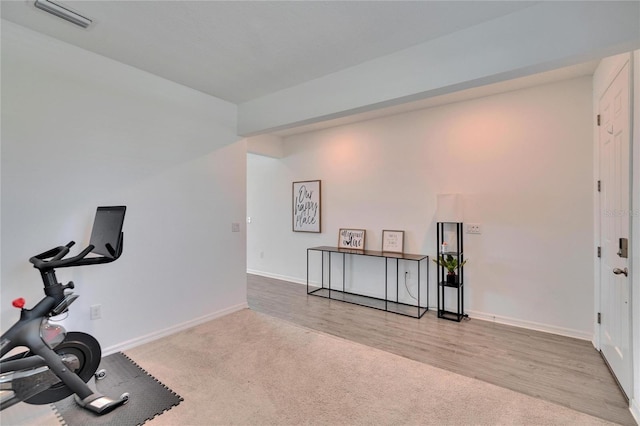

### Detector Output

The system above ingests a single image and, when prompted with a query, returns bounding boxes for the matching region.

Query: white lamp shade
[436,194,463,222]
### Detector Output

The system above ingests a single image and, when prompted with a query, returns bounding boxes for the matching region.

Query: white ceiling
[1,1,541,104]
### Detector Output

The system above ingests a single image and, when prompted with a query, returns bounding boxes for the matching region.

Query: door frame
[593,52,636,412]
[632,50,640,423]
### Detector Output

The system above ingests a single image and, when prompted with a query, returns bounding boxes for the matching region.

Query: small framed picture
[292,180,321,233]
[338,228,366,250]
[382,230,404,253]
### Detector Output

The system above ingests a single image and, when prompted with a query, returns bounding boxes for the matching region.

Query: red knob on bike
[12,298,26,309]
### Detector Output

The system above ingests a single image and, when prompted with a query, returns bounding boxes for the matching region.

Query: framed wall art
[292,180,321,232]
[338,228,366,250]
[382,230,404,253]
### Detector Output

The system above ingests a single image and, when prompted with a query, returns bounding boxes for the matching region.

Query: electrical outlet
[90,304,102,320]
[466,223,482,234]
[231,223,240,232]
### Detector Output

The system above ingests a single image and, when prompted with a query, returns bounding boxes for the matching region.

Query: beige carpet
[122,309,614,425]
[0,309,617,425]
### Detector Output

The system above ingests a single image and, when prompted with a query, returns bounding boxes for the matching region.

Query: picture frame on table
[338,228,366,250]
[381,230,404,253]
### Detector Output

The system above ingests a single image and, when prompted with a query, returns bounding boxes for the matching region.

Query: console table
[306,246,429,318]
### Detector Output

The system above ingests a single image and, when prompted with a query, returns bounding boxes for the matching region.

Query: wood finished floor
[247,274,635,425]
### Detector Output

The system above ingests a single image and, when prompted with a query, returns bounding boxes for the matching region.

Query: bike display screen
[89,206,126,258]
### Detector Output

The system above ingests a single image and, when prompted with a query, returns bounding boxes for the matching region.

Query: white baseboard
[466,309,593,341]
[247,269,308,286]
[631,398,639,425]
[103,302,249,355]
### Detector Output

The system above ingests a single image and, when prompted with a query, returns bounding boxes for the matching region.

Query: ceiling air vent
[34,0,92,29]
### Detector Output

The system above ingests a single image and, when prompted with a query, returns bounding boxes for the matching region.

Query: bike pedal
[75,392,130,415]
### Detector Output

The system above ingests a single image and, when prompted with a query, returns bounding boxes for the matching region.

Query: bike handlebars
[50,241,75,261]
[29,241,119,271]
[28,206,125,272]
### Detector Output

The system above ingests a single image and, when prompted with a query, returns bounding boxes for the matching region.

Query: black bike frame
[1,206,127,412]
[0,267,95,403]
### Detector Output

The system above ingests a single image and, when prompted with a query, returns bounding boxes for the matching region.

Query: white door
[599,61,632,397]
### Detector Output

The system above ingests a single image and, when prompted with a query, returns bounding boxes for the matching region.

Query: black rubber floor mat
[53,352,182,425]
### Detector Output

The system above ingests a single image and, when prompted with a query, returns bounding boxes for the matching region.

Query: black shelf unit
[436,222,467,322]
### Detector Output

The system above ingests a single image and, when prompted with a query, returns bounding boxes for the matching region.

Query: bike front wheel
[25,332,101,405]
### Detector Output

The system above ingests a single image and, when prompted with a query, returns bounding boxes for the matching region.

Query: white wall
[247,134,284,158]
[248,76,594,338]
[1,21,247,352]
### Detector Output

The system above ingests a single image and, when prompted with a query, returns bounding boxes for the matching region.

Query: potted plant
[433,254,467,284]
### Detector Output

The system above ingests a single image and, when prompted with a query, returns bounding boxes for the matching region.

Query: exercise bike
[0,206,130,415]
